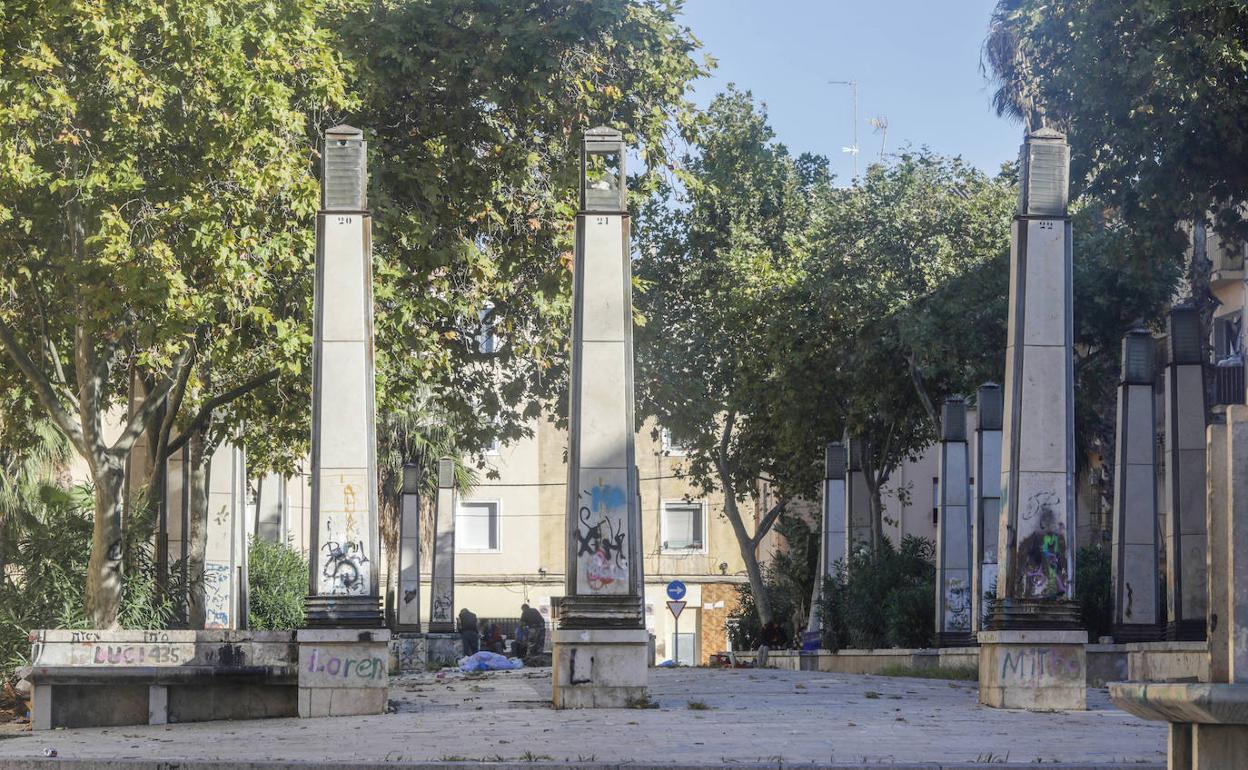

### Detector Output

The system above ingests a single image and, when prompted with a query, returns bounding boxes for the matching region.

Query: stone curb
[0,761,1167,770]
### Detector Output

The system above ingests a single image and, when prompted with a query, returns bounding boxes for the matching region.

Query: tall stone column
[973,383,1003,635]
[395,463,422,632]
[255,472,287,544]
[1164,306,1208,641]
[1111,327,1162,641]
[552,127,647,708]
[304,125,383,628]
[428,458,456,633]
[204,442,247,629]
[1109,390,1248,767]
[936,398,973,646]
[807,442,846,638]
[298,125,388,719]
[979,129,1086,711]
[844,434,872,556]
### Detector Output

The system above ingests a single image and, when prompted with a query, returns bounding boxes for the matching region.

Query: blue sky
[678,0,1024,182]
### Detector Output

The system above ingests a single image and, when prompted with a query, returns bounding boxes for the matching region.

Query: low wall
[26,630,299,729]
[731,640,1208,685]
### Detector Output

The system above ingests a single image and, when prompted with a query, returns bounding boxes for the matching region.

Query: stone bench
[25,629,300,730]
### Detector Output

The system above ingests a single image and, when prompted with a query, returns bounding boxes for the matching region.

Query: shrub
[1075,543,1112,640]
[0,482,184,682]
[247,538,307,630]
[819,535,936,650]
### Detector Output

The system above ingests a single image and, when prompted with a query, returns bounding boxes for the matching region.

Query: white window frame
[455,499,502,553]
[660,499,707,554]
[483,436,501,456]
[661,428,692,456]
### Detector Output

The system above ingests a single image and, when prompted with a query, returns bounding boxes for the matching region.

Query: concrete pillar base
[389,632,429,673]
[296,629,389,718]
[552,628,648,708]
[424,632,462,667]
[977,629,1087,710]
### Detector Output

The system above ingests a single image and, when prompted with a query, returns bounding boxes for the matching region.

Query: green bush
[247,538,307,630]
[0,483,184,683]
[819,535,936,650]
[1075,543,1113,640]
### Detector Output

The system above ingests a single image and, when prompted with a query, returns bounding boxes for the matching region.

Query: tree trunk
[185,427,210,629]
[724,493,772,626]
[85,456,126,629]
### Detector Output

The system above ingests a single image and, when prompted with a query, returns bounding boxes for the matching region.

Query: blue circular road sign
[666,580,687,601]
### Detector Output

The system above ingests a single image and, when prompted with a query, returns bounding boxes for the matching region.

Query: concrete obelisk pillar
[844,434,872,559]
[1109,368,1248,767]
[304,124,382,627]
[973,383,1003,635]
[807,442,846,640]
[298,125,388,720]
[395,463,422,632]
[979,128,1086,711]
[423,459,459,664]
[1164,306,1208,641]
[204,442,247,629]
[552,127,647,708]
[1111,327,1162,641]
[936,398,974,646]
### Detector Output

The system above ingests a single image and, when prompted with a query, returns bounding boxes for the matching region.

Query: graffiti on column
[204,561,231,628]
[1015,491,1069,599]
[431,590,454,625]
[317,473,371,595]
[944,576,971,631]
[575,478,628,594]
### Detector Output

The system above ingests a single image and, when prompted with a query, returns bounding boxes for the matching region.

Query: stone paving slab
[0,668,1165,767]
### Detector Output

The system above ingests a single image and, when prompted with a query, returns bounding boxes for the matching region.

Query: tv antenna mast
[829,80,859,179]
[868,116,888,162]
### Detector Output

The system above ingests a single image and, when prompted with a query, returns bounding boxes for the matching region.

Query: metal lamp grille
[825,443,846,480]
[402,464,421,495]
[437,458,455,489]
[977,384,1003,431]
[1168,310,1203,365]
[942,398,967,442]
[324,138,366,210]
[1122,333,1155,384]
[1022,142,1069,217]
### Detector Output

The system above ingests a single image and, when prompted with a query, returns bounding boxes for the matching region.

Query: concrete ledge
[0,761,1166,770]
[1109,682,1248,725]
[978,630,1087,711]
[552,628,648,708]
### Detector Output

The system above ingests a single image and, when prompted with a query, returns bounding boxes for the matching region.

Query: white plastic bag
[458,650,524,672]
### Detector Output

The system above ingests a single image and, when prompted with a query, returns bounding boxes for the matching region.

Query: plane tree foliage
[0,0,705,627]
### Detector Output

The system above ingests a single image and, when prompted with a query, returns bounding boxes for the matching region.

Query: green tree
[341,0,707,449]
[0,0,352,627]
[983,1,1248,245]
[782,152,1017,552]
[635,88,828,625]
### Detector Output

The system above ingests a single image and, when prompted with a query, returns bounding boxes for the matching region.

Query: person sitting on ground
[757,620,783,668]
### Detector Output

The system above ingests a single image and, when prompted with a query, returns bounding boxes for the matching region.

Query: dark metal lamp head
[977,383,1003,431]
[825,441,845,480]
[942,397,967,442]
[323,125,367,211]
[581,126,626,213]
[1167,307,1204,366]
[402,463,420,496]
[1121,327,1155,384]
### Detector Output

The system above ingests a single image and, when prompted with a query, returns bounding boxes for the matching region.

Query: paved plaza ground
[0,667,1164,769]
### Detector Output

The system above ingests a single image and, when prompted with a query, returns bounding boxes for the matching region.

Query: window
[483,436,501,456]
[931,476,939,526]
[456,501,500,552]
[661,428,693,456]
[662,501,705,552]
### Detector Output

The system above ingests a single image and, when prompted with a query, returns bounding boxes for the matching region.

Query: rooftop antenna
[868,116,888,162]
[829,80,859,179]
